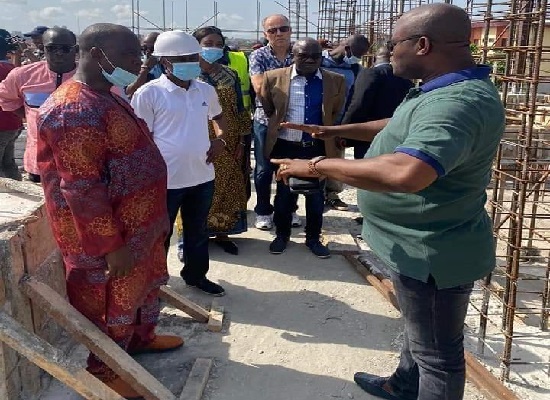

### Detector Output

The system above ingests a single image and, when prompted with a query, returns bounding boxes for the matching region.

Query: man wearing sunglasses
[126,32,162,98]
[272,4,505,400]
[0,27,77,183]
[260,38,346,258]
[249,14,299,231]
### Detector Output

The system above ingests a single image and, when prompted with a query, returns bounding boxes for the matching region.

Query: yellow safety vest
[227,51,252,113]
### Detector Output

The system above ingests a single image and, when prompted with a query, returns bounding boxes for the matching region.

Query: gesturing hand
[271,158,318,185]
[279,122,336,140]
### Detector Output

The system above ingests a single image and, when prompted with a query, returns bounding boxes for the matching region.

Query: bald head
[144,32,160,42]
[390,3,475,81]
[345,34,370,57]
[79,23,136,52]
[293,37,322,55]
[375,46,391,64]
[43,27,76,45]
[262,14,290,29]
[397,3,471,44]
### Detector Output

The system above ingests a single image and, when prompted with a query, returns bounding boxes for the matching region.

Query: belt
[280,139,315,147]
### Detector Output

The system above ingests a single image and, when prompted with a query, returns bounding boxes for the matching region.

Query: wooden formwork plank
[159,286,210,322]
[465,353,520,400]
[342,252,400,310]
[0,311,124,400]
[6,233,41,397]
[178,358,213,400]
[207,302,224,333]
[20,277,176,400]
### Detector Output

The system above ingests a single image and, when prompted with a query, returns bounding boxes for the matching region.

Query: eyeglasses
[386,35,425,52]
[141,46,154,52]
[295,52,322,60]
[265,26,291,35]
[44,44,77,54]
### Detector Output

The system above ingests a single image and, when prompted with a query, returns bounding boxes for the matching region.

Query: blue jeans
[165,180,214,284]
[271,139,325,240]
[253,120,274,216]
[387,271,474,400]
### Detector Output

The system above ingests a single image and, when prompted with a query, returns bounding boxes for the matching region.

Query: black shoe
[353,372,401,400]
[213,239,239,255]
[185,278,225,296]
[306,240,331,259]
[354,216,364,225]
[326,197,349,211]
[269,236,288,254]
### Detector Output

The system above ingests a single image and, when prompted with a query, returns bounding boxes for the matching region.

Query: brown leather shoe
[101,376,144,400]
[129,335,184,355]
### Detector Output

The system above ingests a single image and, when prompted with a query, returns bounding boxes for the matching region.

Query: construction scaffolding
[317,0,359,43]
[288,0,310,39]
[466,0,550,384]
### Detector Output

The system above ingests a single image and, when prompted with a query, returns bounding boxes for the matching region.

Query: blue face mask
[99,49,137,87]
[201,47,224,64]
[170,62,201,81]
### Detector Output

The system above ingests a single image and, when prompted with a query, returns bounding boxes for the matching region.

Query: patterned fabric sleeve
[39,106,126,256]
[248,49,265,76]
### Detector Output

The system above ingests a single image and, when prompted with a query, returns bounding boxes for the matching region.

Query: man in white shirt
[131,30,228,296]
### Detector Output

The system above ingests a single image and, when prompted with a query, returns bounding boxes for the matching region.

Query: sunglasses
[45,44,77,53]
[141,46,154,52]
[386,35,425,52]
[265,26,291,35]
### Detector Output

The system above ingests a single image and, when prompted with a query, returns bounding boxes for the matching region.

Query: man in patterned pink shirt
[0,27,77,182]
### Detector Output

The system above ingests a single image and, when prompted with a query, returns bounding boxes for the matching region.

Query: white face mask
[344,55,361,64]
[99,49,137,87]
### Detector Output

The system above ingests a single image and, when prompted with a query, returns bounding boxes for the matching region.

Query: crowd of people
[0,3,505,400]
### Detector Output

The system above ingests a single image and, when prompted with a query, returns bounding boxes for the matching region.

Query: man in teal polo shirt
[272,3,505,400]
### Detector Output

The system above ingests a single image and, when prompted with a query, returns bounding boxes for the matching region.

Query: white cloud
[111,4,132,19]
[76,8,103,19]
[28,7,65,24]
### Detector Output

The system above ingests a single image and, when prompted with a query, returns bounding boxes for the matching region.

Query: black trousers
[270,139,325,240]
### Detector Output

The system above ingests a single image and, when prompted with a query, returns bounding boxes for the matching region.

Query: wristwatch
[308,156,327,176]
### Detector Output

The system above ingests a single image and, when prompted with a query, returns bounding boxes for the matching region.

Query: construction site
[0,0,549,399]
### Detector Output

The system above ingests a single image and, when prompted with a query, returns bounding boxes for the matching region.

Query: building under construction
[290,0,550,390]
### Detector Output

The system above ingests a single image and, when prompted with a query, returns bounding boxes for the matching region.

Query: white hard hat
[153,30,201,57]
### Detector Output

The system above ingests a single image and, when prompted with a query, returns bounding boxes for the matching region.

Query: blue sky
[0,0,319,38]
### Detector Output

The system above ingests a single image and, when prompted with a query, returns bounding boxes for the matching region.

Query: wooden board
[21,277,176,400]
[178,358,213,400]
[0,311,124,400]
[465,352,520,400]
[6,233,41,397]
[159,286,210,323]
[207,302,224,333]
[342,253,400,310]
